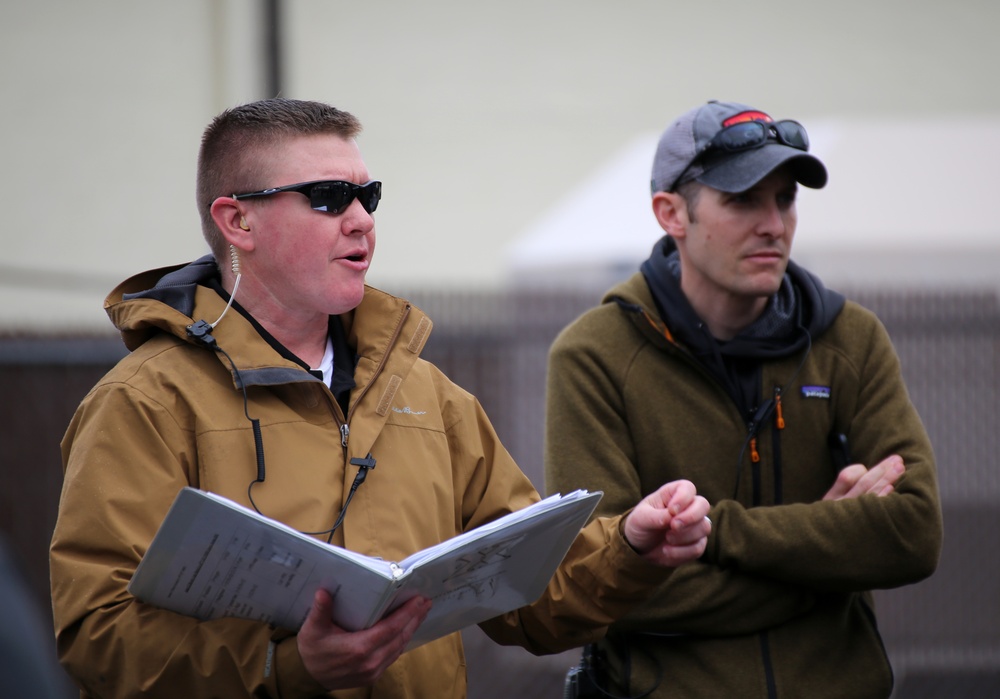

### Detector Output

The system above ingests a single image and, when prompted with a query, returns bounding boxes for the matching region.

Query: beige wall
[3,0,998,330]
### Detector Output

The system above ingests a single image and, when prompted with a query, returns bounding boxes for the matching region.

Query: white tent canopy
[505,118,1000,292]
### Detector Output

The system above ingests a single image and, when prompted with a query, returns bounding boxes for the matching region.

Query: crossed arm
[823,454,904,501]
[542,311,940,636]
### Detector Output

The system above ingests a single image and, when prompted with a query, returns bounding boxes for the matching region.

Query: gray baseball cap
[650,100,828,194]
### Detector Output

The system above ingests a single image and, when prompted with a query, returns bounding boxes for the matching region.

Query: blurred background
[2,1,998,696]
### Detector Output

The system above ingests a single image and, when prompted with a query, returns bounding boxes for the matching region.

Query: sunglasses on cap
[232,179,382,215]
[702,119,810,157]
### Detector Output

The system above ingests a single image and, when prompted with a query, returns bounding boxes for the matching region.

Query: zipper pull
[340,423,350,447]
[775,388,785,430]
[750,437,761,463]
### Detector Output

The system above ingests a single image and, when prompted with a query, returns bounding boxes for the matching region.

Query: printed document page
[128,487,602,647]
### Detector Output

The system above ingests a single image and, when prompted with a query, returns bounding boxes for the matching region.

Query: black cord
[186,322,268,501]
[188,320,373,543]
[208,344,268,515]
[299,454,376,543]
[188,327,272,527]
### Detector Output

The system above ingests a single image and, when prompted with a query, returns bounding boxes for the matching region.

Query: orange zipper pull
[750,437,760,462]
[775,392,785,429]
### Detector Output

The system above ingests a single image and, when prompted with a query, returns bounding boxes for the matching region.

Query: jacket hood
[105,255,225,352]
[631,235,845,362]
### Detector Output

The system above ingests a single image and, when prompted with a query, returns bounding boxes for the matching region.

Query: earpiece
[239,218,250,231]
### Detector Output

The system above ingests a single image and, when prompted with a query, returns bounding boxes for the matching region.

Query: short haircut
[674,179,703,225]
[196,98,363,256]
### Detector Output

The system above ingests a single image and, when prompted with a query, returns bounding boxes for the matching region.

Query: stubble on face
[675,169,798,338]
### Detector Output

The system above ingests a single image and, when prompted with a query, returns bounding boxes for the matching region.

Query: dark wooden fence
[2,287,998,697]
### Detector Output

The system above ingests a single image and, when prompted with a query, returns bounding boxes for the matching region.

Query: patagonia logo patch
[801,385,831,400]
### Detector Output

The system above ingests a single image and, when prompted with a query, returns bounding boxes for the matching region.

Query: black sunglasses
[232,179,382,215]
[703,119,810,156]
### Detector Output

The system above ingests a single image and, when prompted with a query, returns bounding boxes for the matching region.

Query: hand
[297,588,431,690]
[622,479,711,567]
[823,454,905,501]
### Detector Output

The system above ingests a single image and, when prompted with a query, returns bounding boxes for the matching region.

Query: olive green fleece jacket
[50,257,672,699]
[545,270,942,699]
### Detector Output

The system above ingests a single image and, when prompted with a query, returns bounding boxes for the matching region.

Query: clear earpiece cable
[210,245,242,328]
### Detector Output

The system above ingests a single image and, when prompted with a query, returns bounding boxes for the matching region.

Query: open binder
[128,487,602,648]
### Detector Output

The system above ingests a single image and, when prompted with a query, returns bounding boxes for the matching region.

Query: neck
[682,286,769,342]
[226,278,330,368]
[263,317,330,368]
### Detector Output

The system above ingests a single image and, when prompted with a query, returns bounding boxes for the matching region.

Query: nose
[757,198,789,239]
[341,196,375,235]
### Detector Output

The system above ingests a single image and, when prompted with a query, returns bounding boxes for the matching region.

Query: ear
[651,191,690,240]
[210,196,255,251]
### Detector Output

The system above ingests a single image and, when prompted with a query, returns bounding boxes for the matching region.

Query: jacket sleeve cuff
[606,511,677,584]
[273,633,329,698]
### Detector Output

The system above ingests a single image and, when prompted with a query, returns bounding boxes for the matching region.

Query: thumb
[661,479,697,516]
[301,587,336,635]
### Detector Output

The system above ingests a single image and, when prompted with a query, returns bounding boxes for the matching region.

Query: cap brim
[696,144,828,192]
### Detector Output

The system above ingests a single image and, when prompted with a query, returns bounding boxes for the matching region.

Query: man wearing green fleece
[545,100,942,699]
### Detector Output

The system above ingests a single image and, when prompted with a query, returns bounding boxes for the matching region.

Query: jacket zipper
[759,385,786,696]
[771,386,785,504]
[742,398,775,505]
[636,300,795,697]
[760,632,778,699]
[634,304,785,510]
